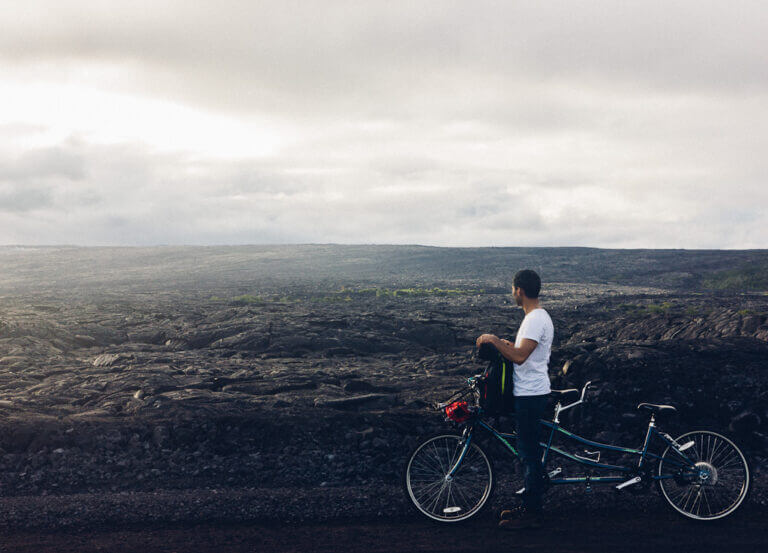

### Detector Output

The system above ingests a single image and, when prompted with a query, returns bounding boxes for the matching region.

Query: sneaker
[498,510,543,530]
[498,505,525,520]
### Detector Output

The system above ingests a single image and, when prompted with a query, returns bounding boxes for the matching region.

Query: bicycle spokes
[405,435,493,522]
[658,431,749,520]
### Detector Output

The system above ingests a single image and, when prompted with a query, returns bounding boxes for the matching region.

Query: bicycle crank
[615,476,641,490]
[515,467,562,495]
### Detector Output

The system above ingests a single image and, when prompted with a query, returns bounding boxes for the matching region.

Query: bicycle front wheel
[658,430,750,521]
[404,433,494,523]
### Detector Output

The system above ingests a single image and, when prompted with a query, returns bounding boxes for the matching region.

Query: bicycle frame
[446,402,698,487]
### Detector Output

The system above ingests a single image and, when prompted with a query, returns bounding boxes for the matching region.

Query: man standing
[476,269,553,530]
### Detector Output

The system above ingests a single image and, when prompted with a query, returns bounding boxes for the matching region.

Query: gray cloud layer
[0,1,766,247]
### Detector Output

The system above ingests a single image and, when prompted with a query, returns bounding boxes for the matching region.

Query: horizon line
[1,243,767,252]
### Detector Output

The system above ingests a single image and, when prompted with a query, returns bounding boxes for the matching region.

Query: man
[476,269,553,530]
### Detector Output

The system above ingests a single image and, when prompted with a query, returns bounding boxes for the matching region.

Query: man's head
[512,269,541,306]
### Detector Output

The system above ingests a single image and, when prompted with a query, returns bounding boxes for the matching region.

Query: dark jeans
[515,394,548,513]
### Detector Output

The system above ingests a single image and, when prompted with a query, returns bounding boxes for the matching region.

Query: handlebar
[436,375,594,412]
[580,380,592,401]
[467,374,484,387]
[435,375,484,410]
[556,380,593,415]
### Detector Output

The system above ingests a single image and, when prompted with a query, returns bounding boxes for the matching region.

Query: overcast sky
[0,1,765,248]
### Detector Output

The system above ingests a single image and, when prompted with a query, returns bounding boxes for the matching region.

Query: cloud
[0,185,52,212]
[2,2,766,116]
[0,2,765,247]
[0,145,86,182]
[0,131,761,248]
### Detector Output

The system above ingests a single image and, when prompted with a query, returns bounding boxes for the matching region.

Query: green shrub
[326,286,483,299]
[619,302,673,316]
[702,263,768,291]
[645,301,672,314]
[231,294,264,304]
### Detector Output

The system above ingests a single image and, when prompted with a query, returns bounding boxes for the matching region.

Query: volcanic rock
[92,354,124,367]
[730,411,762,434]
[314,394,396,410]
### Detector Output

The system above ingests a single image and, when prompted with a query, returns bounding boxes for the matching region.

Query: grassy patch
[702,263,768,292]
[231,294,265,304]
[619,301,674,315]
[312,294,352,303]
[308,286,483,302]
[373,287,483,297]
[221,286,485,305]
[645,301,673,314]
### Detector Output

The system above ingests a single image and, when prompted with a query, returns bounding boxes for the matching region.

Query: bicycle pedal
[615,476,642,490]
[574,450,601,463]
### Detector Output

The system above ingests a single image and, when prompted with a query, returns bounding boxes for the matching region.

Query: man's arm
[475,334,538,364]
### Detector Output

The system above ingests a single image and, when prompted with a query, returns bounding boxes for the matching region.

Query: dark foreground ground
[2,510,765,553]
[0,485,763,553]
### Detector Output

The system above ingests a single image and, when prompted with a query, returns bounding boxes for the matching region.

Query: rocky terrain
[0,245,766,530]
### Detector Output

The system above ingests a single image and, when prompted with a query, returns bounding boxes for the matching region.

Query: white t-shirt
[512,308,553,396]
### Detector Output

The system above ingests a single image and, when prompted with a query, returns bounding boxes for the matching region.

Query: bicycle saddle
[550,388,579,401]
[637,403,677,415]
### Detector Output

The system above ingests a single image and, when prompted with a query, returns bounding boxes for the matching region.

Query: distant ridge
[0,244,766,295]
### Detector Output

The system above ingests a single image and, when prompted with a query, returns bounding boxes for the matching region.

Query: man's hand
[476,333,500,348]
[476,333,538,364]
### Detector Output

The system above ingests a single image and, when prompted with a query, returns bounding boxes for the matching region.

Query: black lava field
[0,244,765,530]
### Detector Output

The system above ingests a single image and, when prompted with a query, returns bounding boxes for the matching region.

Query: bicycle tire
[657,430,750,521]
[403,433,495,523]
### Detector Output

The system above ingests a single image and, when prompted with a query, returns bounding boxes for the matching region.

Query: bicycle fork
[446,426,473,479]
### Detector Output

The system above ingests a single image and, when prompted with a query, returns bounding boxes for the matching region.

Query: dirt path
[0,509,764,553]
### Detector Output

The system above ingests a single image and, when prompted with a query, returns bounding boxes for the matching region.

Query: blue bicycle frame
[445,383,698,487]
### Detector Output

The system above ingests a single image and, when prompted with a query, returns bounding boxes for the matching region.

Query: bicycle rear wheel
[658,430,750,521]
[403,433,494,523]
